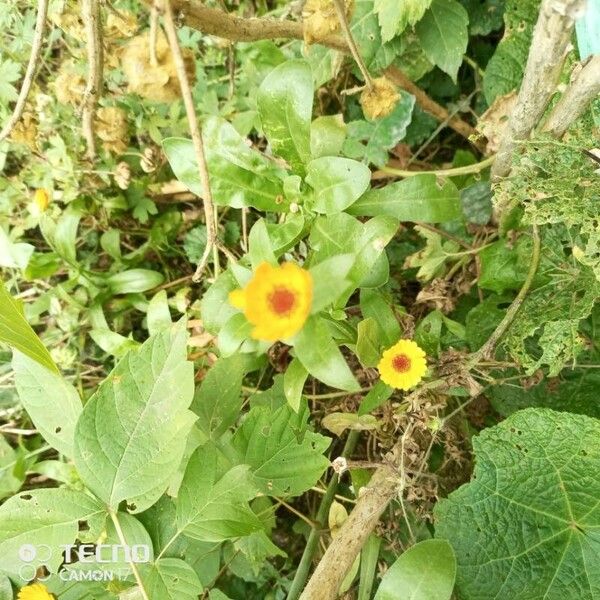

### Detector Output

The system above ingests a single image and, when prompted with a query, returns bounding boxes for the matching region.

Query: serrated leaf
[257,59,313,172]
[435,408,600,599]
[13,351,81,458]
[306,157,371,214]
[192,355,246,439]
[232,402,331,496]
[163,117,286,212]
[415,0,469,81]
[295,315,360,392]
[139,558,203,599]
[349,175,462,223]
[0,489,105,578]
[0,282,58,374]
[374,0,433,42]
[74,323,197,513]
[176,445,262,542]
[374,539,456,600]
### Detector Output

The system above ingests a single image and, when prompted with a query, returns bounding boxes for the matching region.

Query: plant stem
[286,430,360,600]
[331,0,373,88]
[471,224,541,362]
[0,0,48,143]
[378,155,495,179]
[81,0,103,160]
[109,510,150,600]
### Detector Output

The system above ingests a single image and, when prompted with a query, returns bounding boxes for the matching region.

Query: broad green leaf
[322,412,379,437]
[201,270,238,334]
[192,355,246,439]
[74,323,197,513]
[139,558,203,599]
[266,214,306,255]
[360,288,402,346]
[374,539,456,600]
[310,115,347,159]
[283,357,308,413]
[0,436,22,501]
[107,269,164,295]
[163,118,286,212]
[478,237,536,293]
[483,0,541,103]
[358,380,394,416]
[295,315,360,391]
[309,254,355,312]
[147,290,172,334]
[13,351,81,458]
[306,157,371,214]
[232,402,331,496]
[359,535,382,600]
[460,0,505,36]
[257,59,313,172]
[0,575,10,600]
[0,282,58,374]
[0,226,33,269]
[248,218,277,269]
[415,0,469,81]
[348,175,462,223]
[0,489,105,578]
[435,408,600,600]
[415,310,443,356]
[217,312,253,356]
[351,0,383,66]
[461,181,493,225]
[355,317,383,367]
[374,0,432,42]
[176,445,262,542]
[343,94,415,168]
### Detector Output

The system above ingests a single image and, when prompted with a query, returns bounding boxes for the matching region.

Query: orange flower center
[392,354,411,373]
[268,287,296,315]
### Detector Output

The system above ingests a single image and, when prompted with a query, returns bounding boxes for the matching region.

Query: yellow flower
[33,189,50,212]
[18,583,55,600]
[377,339,427,390]
[229,262,313,342]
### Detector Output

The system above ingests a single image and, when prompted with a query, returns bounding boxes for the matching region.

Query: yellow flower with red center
[229,262,313,342]
[18,583,55,600]
[377,339,427,390]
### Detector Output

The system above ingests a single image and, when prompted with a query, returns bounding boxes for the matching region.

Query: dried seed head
[303,0,353,45]
[140,147,159,173]
[360,77,400,121]
[122,31,195,103]
[96,107,129,155]
[10,112,38,150]
[105,10,138,39]
[114,161,131,190]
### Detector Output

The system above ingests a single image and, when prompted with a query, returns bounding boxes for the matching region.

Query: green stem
[380,154,495,178]
[286,430,360,600]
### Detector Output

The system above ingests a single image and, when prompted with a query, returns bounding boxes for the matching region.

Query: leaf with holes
[435,408,600,599]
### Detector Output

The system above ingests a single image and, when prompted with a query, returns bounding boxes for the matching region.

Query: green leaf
[415,310,443,356]
[415,0,469,81]
[74,323,197,513]
[192,355,246,439]
[356,318,383,367]
[201,270,238,334]
[483,0,541,103]
[257,59,313,172]
[266,214,306,255]
[309,254,355,312]
[0,574,11,600]
[0,437,23,501]
[248,218,277,269]
[0,489,105,578]
[306,157,371,214]
[460,0,505,35]
[358,380,394,415]
[232,402,331,496]
[322,412,379,437]
[163,118,286,212]
[283,357,308,413]
[348,175,462,223]
[217,313,253,356]
[147,290,172,334]
[13,351,81,458]
[374,0,433,42]
[294,315,360,391]
[0,282,58,374]
[0,226,33,269]
[360,288,402,346]
[176,445,262,542]
[343,94,415,168]
[460,181,493,225]
[140,558,203,599]
[310,115,347,159]
[107,269,164,295]
[374,539,456,600]
[478,237,535,293]
[435,408,600,600]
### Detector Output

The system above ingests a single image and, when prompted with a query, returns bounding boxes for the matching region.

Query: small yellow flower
[229,262,313,342]
[18,583,55,600]
[33,189,50,212]
[377,339,427,390]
